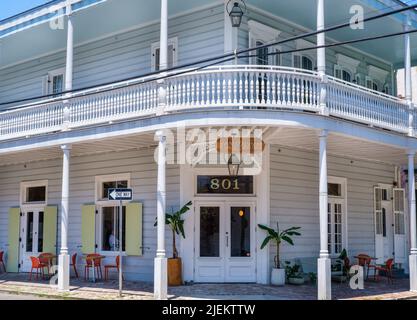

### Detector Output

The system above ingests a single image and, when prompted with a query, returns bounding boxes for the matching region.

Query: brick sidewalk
[0,273,415,300]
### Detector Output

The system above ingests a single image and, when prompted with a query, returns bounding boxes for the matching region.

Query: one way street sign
[108,188,133,201]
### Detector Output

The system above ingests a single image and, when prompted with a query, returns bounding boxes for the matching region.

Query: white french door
[19,209,44,272]
[194,200,256,283]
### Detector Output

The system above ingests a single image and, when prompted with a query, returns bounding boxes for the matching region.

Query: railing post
[63,1,73,131]
[404,15,414,136]
[317,0,329,116]
[156,0,168,116]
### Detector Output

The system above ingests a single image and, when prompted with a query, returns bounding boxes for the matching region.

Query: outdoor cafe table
[82,254,105,283]
[38,254,57,278]
[354,256,378,279]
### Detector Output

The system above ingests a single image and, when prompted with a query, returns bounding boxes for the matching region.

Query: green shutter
[7,208,20,273]
[43,206,57,254]
[126,202,143,256]
[81,205,96,254]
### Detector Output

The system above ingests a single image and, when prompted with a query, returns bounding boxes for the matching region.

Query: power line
[1,3,417,107]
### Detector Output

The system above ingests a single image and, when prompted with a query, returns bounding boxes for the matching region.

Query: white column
[318,130,331,300]
[317,0,328,116]
[404,16,414,137]
[154,130,167,300]
[408,151,417,291]
[58,144,71,291]
[157,0,168,116]
[63,1,73,131]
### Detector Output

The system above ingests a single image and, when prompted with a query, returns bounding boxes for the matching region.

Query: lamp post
[227,0,246,28]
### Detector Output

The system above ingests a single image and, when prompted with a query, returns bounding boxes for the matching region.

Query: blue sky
[0,0,49,20]
[0,0,417,21]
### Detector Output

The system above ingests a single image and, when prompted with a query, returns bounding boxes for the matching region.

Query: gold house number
[210,178,240,191]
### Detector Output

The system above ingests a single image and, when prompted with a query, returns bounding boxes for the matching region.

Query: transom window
[21,181,48,205]
[96,174,130,201]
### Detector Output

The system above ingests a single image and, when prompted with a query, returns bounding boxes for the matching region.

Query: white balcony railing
[0,65,413,141]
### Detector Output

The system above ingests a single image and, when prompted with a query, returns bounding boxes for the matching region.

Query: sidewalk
[0,273,416,300]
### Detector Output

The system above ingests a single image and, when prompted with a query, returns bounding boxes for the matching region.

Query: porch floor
[0,273,415,300]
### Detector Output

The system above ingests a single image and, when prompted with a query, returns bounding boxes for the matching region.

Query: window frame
[20,180,48,207]
[47,68,66,95]
[151,37,178,72]
[95,173,131,255]
[292,53,315,71]
[248,20,281,66]
[327,176,347,257]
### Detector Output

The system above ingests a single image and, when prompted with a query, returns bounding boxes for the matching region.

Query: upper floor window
[334,66,352,82]
[248,20,281,66]
[151,37,178,71]
[21,181,48,205]
[334,54,360,83]
[44,68,65,95]
[366,77,379,91]
[293,54,314,71]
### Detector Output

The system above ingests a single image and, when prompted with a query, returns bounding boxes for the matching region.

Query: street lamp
[227,0,247,28]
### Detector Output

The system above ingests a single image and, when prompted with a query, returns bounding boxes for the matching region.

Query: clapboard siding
[0,5,224,106]
[0,148,180,282]
[269,145,395,266]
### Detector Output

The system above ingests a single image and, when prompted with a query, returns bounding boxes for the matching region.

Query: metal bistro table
[82,254,105,283]
[354,255,378,280]
[38,254,57,278]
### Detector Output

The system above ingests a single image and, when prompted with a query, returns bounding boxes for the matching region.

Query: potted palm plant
[258,223,301,286]
[155,200,192,286]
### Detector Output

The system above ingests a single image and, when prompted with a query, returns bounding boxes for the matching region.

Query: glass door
[225,203,256,282]
[20,209,44,272]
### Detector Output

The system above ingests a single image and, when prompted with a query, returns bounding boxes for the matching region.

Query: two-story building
[0,0,416,300]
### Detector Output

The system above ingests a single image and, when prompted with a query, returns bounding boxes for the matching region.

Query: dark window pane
[26,186,46,202]
[256,41,269,65]
[26,212,33,252]
[102,181,117,199]
[302,56,313,70]
[382,208,387,237]
[102,206,126,251]
[328,183,341,197]
[200,207,220,257]
[38,212,44,253]
[230,207,251,257]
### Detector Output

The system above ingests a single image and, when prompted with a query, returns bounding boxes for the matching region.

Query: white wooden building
[0,0,416,300]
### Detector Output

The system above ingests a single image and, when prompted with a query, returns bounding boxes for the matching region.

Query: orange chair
[38,253,54,276]
[70,253,79,278]
[104,256,124,281]
[374,258,394,283]
[29,257,47,280]
[0,251,6,273]
[84,254,103,280]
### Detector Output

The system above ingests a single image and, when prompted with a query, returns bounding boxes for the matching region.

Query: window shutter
[81,205,96,254]
[293,54,301,69]
[43,206,58,254]
[334,65,342,79]
[374,187,384,264]
[7,208,20,273]
[168,44,175,69]
[126,202,143,256]
[393,188,406,263]
[42,75,50,96]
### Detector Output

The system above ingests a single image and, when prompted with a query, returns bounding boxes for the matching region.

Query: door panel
[374,187,384,264]
[194,204,224,283]
[19,210,44,272]
[393,189,406,263]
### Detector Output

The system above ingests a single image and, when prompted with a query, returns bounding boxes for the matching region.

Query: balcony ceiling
[0,0,416,68]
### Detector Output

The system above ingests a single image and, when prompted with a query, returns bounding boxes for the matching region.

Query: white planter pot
[271,268,286,286]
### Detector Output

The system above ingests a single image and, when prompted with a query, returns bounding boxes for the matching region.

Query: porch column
[156,0,168,116]
[317,0,328,116]
[154,130,167,300]
[63,1,74,131]
[318,130,331,300]
[404,15,414,137]
[58,144,71,291]
[408,151,417,292]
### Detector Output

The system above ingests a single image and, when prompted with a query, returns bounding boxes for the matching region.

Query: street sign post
[108,188,133,297]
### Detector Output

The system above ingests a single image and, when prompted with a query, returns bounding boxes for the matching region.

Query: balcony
[0,65,414,142]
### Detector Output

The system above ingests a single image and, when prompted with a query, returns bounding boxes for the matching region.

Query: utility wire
[1,3,417,107]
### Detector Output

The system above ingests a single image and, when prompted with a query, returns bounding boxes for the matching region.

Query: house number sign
[197,176,254,194]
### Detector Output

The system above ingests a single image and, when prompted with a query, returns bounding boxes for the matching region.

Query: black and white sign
[108,188,133,201]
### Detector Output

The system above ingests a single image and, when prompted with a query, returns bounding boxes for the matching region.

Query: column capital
[61,144,72,151]
[318,129,328,138]
[407,150,416,157]
[155,130,168,140]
